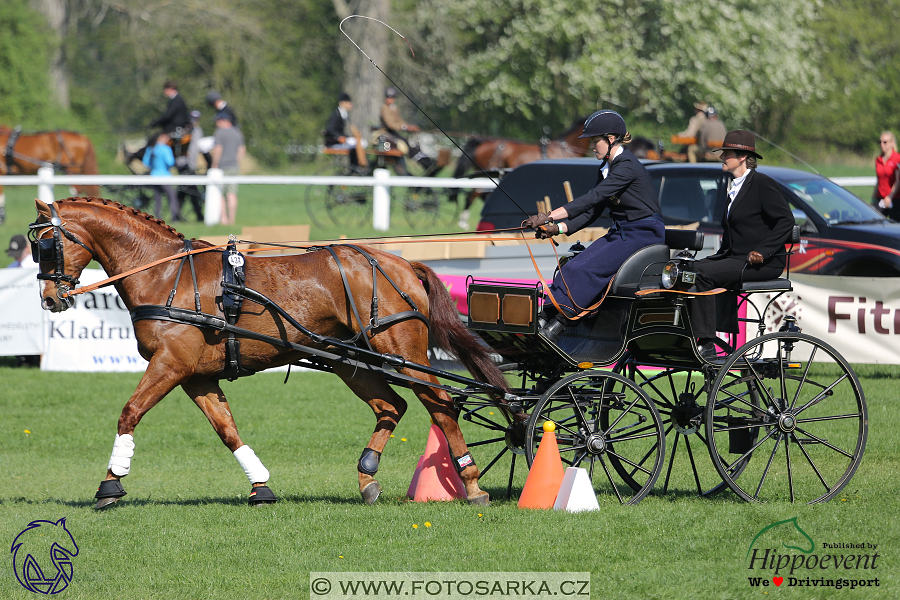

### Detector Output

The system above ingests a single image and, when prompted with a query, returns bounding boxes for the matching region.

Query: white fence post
[205,168,223,226]
[373,168,391,231]
[38,167,55,204]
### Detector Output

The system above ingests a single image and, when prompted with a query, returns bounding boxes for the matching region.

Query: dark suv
[476,159,900,277]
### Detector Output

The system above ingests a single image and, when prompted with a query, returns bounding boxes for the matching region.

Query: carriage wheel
[705,332,867,503]
[304,162,370,229]
[611,343,758,497]
[402,187,440,228]
[456,397,531,500]
[525,371,665,505]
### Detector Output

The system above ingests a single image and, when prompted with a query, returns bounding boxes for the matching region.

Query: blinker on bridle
[28,203,95,307]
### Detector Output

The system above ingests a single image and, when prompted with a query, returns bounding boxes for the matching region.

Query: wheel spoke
[478,445,508,478]
[789,344,817,410]
[599,457,626,504]
[606,449,656,477]
[684,435,704,496]
[752,433,784,500]
[792,432,833,493]
[793,425,855,459]
[794,373,849,416]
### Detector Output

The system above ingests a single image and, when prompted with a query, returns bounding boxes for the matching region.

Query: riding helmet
[578,110,627,139]
[206,91,222,106]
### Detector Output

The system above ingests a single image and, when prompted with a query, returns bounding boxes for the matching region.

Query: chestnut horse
[452,117,590,226]
[31,197,510,509]
[0,126,100,196]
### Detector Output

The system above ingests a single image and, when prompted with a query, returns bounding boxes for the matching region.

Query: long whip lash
[339,15,532,218]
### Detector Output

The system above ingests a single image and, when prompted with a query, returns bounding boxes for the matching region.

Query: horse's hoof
[361,481,382,505]
[249,485,278,506]
[94,479,126,510]
[94,496,121,510]
[467,492,490,506]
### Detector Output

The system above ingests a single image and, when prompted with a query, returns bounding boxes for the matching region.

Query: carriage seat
[608,229,706,298]
[736,225,800,296]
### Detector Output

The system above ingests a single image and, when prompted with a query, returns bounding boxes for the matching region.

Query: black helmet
[205,91,222,106]
[578,110,627,139]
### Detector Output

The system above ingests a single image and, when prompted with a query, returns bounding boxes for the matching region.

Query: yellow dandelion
[401,438,407,442]
[390,434,395,438]
[339,555,344,559]
[424,522,432,528]
[841,498,847,501]
[489,411,494,415]
[24,430,31,435]
[412,523,418,529]
[478,513,483,518]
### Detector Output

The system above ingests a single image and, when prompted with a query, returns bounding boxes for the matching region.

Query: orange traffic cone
[408,424,467,502]
[518,421,565,509]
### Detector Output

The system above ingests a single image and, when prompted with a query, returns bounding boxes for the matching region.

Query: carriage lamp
[661,260,696,291]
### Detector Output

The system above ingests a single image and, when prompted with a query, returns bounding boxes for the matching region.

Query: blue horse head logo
[11,518,79,594]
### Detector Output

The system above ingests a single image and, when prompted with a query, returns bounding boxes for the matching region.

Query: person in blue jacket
[142,132,181,222]
[524,110,664,342]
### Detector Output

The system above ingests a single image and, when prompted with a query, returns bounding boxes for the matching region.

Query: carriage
[29,198,866,508]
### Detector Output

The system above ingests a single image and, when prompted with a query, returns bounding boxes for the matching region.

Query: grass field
[0,366,896,599]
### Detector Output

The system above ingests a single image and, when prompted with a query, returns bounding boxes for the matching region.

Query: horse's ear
[35,198,52,220]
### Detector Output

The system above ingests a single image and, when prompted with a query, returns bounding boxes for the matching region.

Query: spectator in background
[177,110,208,222]
[206,91,239,128]
[6,234,36,268]
[873,131,900,219]
[149,81,192,136]
[324,92,364,169]
[142,132,181,222]
[211,114,246,226]
[5,233,39,367]
[677,102,709,141]
[378,87,435,174]
[688,106,728,163]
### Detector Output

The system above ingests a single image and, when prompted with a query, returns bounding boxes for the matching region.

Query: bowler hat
[714,129,762,159]
[6,234,26,257]
[338,92,352,103]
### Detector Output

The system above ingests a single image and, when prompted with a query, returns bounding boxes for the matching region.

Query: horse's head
[31,199,97,313]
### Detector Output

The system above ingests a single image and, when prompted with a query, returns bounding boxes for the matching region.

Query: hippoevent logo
[746,517,880,590]
[10,518,79,594]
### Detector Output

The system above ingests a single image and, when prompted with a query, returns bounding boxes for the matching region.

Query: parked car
[476,159,900,277]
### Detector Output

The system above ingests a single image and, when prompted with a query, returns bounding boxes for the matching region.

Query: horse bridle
[28,203,95,306]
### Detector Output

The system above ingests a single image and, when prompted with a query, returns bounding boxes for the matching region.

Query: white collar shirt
[727,169,752,217]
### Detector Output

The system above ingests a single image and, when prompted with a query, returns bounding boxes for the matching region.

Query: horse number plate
[228,254,245,267]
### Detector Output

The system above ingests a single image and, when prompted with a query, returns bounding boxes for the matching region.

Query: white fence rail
[0,167,498,230]
[0,167,874,230]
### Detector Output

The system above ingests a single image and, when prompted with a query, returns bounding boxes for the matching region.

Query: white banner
[0,268,45,356]
[761,274,900,364]
[42,269,149,372]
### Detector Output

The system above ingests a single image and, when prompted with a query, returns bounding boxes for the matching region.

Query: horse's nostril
[43,297,57,310]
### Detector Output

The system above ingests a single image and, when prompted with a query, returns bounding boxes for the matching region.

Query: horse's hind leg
[409,375,490,506]
[181,378,277,506]
[334,366,407,505]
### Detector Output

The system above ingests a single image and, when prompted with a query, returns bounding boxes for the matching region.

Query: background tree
[0,1,55,126]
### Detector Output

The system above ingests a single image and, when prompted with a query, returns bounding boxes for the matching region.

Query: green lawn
[0,367,895,599]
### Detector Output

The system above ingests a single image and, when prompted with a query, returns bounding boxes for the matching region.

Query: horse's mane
[57,196,186,240]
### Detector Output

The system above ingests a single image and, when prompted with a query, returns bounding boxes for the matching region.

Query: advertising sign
[0,268,45,356]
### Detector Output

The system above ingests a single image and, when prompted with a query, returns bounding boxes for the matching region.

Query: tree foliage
[403,0,823,138]
[0,1,55,126]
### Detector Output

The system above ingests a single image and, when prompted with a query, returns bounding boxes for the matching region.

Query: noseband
[28,203,95,306]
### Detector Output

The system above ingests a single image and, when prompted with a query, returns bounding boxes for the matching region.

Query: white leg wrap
[233,445,269,484]
[107,434,135,477]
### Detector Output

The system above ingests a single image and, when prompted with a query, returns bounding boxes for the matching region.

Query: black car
[476,159,900,276]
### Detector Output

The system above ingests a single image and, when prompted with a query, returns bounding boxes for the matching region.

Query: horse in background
[0,126,100,197]
[451,117,590,227]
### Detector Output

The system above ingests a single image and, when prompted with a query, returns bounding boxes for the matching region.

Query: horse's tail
[453,138,483,179]
[411,261,509,393]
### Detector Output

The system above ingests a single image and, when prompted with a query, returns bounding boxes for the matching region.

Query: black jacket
[150,93,191,132]
[712,170,794,261]
[563,148,660,233]
[324,108,347,146]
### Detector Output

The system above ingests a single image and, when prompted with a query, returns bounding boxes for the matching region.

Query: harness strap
[325,246,374,351]
[165,239,194,309]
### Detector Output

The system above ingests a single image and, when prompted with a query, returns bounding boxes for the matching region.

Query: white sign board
[41,269,149,372]
[0,268,45,356]
[761,274,900,364]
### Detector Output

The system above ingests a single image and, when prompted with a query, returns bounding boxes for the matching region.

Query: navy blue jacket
[563,148,660,233]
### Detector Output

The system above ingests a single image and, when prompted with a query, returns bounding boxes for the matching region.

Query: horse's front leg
[180,378,276,507]
[95,358,188,509]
